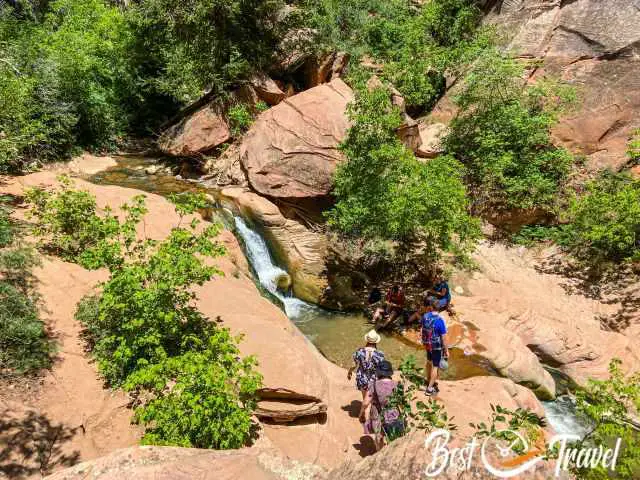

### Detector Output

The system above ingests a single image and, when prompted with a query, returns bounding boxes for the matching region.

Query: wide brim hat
[376,360,394,377]
[364,329,381,344]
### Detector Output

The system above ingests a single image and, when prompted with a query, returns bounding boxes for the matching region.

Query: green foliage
[470,404,545,455]
[386,355,456,434]
[37,186,264,449]
[127,0,291,103]
[628,129,640,164]
[124,333,262,449]
[328,87,480,261]
[445,50,575,214]
[0,201,52,374]
[25,176,121,261]
[305,0,486,112]
[562,171,640,263]
[0,0,136,171]
[572,359,640,480]
[227,103,255,137]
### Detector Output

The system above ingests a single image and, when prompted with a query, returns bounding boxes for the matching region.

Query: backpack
[373,380,405,441]
[421,312,443,352]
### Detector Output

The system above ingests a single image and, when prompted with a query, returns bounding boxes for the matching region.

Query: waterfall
[234,214,589,438]
[542,397,590,438]
[233,216,314,320]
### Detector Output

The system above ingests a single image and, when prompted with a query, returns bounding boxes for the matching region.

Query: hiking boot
[434,382,440,392]
[425,386,437,396]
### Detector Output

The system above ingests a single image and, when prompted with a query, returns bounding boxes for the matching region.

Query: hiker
[361,359,405,451]
[421,298,449,396]
[372,284,405,328]
[425,273,451,312]
[348,330,385,406]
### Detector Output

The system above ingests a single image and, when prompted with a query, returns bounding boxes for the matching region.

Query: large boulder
[485,0,640,172]
[159,103,231,157]
[240,78,354,208]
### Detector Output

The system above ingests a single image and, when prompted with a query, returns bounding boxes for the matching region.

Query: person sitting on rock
[421,299,449,396]
[372,285,405,328]
[361,359,405,451]
[425,273,451,312]
[348,330,385,409]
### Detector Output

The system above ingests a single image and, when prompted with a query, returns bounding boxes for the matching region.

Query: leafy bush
[328,87,480,261]
[628,129,640,164]
[0,0,136,171]
[127,0,291,103]
[562,171,640,262]
[40,189,265,448]
[228,103,255,137]
[25,176,120,261]
[0,202,52,374]
[305,0,486,112]
[0,282,52,374]
[387,355,456,434]
[124,334,261,449]
[445,50,575,214]
[572,359,640,480]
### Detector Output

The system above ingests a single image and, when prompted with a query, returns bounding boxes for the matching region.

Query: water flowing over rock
[240,78,354,210]
[219,187,328,304]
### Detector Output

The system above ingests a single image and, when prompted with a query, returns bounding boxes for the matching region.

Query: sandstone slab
[240,79,354,201]
[159,104,230,157]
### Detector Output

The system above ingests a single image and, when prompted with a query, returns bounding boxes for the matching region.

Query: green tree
[445,50,575,214]
[328,86,480,262]
[304,0,487,112]
[563,171,640,262]
[127,0,291,103]
[40,189,265,449]
[572,359,640,480]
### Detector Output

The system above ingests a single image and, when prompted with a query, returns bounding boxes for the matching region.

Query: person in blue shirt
[420,298,449,396]
[425,273,451,312]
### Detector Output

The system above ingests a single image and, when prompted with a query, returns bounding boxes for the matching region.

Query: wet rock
[219,187,328,304]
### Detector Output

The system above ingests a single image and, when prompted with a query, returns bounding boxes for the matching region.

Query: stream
[88,155,589,437]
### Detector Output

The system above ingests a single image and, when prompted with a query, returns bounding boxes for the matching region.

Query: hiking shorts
[426,349,442,367]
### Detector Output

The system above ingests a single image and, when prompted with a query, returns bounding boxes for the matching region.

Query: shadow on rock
[0,408,80,478]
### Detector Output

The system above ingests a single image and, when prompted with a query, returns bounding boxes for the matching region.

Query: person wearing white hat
[348,329,385,418]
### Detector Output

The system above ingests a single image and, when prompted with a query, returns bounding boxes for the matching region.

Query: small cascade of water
[233,216,312,319]
[543,396,590,438]
[236,213,589,438]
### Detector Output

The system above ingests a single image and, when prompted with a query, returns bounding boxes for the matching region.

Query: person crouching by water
[425,272,451,312]
[421,299,449,396]
[348,330,385,409]
[361,360,405,451]
[372,284,405,328]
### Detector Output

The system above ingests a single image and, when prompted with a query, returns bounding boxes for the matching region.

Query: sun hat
[376,360,394,378]
[364,329,381,344]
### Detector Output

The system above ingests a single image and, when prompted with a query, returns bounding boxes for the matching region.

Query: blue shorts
[426,349,442,367]
[426,295,449,311]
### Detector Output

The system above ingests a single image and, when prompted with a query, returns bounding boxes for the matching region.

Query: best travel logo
[424,429,622,478]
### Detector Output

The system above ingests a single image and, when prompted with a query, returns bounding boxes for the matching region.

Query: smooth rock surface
[159,103,230,156]
[240,79,354,202]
